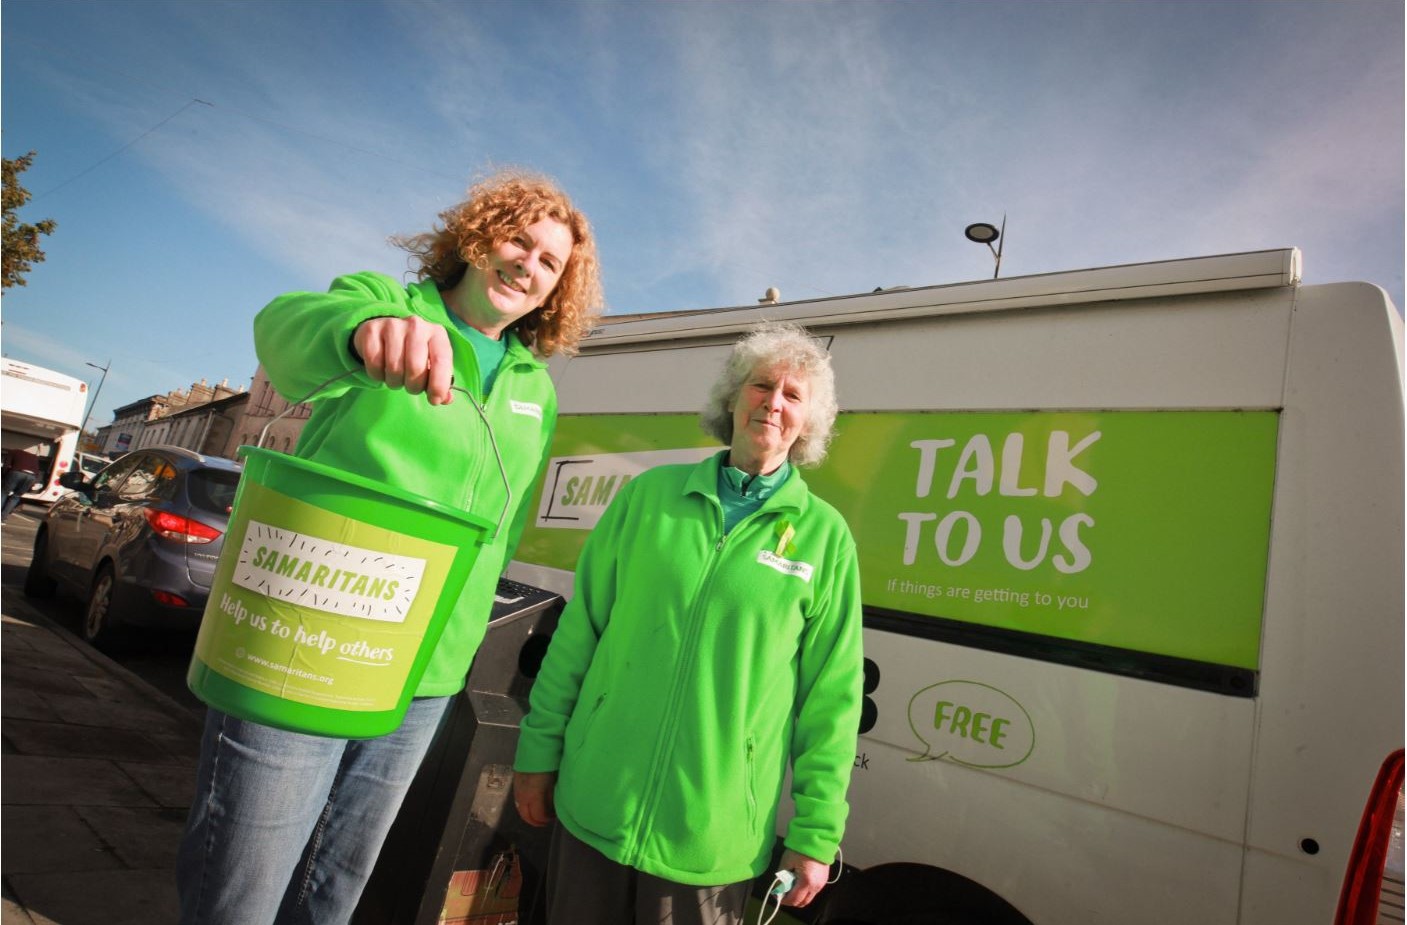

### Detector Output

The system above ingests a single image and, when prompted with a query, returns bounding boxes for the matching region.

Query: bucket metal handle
[258,369,513,541]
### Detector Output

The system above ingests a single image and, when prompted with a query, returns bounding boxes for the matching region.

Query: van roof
[587,247,1303,347]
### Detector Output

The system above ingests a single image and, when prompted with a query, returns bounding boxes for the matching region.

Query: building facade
[213,365,311,459]
[100,396,170,456]
[97,379,248,457]
[139,391,250,457]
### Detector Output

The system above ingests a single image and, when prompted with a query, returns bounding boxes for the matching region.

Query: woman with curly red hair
[393,169,601,362]
[177,169,603,925]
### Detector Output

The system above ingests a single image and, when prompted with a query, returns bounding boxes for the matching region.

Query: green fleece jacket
[515,450,864,886]
[253,271,556,696]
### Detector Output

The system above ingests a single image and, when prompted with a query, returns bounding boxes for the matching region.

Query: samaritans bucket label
[194,480,459,712]
[232,522,425,622]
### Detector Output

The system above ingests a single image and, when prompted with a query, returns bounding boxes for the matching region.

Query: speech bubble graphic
[907,679,1035,768]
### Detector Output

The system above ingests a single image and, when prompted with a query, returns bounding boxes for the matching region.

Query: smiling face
[729,364,812,475]
[448,216,575,338]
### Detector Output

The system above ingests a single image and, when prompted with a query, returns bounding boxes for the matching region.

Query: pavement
[2,506,203,925]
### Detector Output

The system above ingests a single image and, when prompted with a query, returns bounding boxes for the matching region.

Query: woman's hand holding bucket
[354,315,456,405]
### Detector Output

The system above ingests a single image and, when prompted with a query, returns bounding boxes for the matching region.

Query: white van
[505,249,1404,925]
[1,358,88,504]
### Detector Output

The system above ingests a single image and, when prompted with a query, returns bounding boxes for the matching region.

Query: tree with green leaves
[3,151,57,289]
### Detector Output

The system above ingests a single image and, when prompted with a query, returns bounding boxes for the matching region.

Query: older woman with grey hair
[514,321,864,925]
[699,321,841,469]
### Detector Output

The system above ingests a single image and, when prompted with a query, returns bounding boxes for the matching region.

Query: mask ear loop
[754,870,792,925]
[754,848,844,925]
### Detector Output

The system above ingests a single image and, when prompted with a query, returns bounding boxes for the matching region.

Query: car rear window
[189,469,241,516]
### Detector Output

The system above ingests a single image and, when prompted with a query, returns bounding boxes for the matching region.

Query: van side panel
[851,634,1252,925]
[549,343,734,414]
[825,289,1290,412]
[1239,283,1406,922]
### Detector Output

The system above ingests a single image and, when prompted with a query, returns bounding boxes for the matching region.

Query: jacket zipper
[626,486,804,865]
[629,500,730,865]
[460,388,488,512]
[456,345,489,512]
[458,352,539,524]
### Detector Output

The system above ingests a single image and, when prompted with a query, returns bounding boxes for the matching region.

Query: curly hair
[392,169,604,357]
[700,321,839,467]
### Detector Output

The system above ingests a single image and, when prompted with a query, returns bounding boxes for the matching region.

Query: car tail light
[144,509,222,544]
[1336,749,1405,925]
[151,590,190,607]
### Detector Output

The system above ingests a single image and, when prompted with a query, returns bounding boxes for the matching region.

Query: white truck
[1,358,88,504]
[505,249,1404,925]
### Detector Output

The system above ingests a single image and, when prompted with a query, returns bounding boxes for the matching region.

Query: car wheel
[83,564,122,648]
[23,528,58,599]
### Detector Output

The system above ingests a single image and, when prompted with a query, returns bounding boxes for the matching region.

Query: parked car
[24,445,243,647]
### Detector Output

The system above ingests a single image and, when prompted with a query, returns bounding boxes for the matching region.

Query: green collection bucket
[187,444,495,737]
[187,444,494,739]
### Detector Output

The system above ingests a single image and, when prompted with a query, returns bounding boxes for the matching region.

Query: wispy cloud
[569,1,1403,308]
[10,0,1399,321]
[0,323,200,425]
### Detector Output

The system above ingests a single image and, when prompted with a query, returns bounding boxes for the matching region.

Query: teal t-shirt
[717,459,792,533]
[449,315,508,395]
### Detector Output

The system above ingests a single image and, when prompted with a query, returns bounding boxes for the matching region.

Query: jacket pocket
[568,692,607,752]
[745,735,759,837]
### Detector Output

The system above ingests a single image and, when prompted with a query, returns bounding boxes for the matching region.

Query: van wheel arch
[815,862,1034,925]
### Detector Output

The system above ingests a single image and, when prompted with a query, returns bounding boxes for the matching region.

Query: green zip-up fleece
[253,271,556,696]
[515,450,863,886]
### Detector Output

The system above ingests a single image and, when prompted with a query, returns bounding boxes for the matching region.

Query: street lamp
[79,360,110,451]
[964,215,1006,279]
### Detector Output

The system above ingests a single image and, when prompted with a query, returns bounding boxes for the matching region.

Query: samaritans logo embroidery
[510,400,543,420]
[756,550,814,582]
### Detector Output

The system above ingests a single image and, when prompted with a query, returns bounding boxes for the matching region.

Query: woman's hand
[513,771,558,827]
[778,848,830,908]
[353,316,455,405]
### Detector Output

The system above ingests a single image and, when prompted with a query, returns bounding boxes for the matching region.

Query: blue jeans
[1,467,37,519]
[176,697,451,925]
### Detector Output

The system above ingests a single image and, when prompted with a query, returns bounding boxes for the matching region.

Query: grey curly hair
[700,321,839,467]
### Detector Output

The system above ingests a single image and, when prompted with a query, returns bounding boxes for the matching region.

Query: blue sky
[3,0,1402,426]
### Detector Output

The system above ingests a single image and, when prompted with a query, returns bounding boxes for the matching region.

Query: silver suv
[24,445,243,647]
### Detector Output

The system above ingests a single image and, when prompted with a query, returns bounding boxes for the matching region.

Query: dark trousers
[1,468,38,519]
[545,823,749,925]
